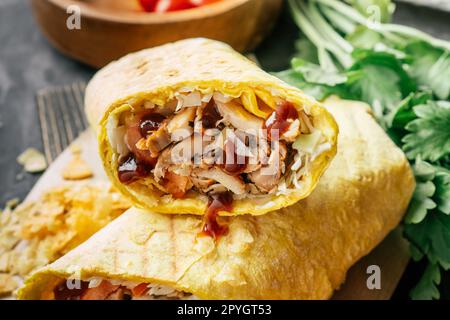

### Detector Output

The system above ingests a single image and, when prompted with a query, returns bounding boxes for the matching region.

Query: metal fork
[36,82,88,164]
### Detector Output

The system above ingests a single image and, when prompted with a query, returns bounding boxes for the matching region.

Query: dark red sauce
[222,139,247,175]
[119,110,166,182]
[118,153,152,184]
[201,192,233,240]
[125,122,153,162]
[202,100,222,129]
[54,280,89,300]
[265,101,299,140]
[139,113,166,136]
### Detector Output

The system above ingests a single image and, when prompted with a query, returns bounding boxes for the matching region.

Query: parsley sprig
[277,0,450,299]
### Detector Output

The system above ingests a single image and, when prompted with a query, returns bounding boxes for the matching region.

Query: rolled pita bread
[19,98,414,300]
[84,38,338,216]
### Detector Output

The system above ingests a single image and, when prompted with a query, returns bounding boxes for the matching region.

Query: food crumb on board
[62,146,94,180]
[0,274,19,296]
[16,148,47,173]
[0,183,131,297]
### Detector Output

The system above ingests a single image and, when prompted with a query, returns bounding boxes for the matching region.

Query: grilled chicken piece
[205,184,228,194]
[141,125,171,157]
[167,107,196,137]
[154,147,172,182]
[215,101,263,132]
[81,281,119,300]
[171,133,204,164]
[195,167,245,195]
[191,175,215,193]
[249,143,287,192]
[107,288,125,300]
[154,133,206,182]
[161,171,193,198]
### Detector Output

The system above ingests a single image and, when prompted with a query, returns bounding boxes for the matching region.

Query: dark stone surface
[0,0,95,206]
[0,0,449,299]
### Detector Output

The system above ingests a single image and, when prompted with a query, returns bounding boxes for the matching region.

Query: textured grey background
[0,0,449,298]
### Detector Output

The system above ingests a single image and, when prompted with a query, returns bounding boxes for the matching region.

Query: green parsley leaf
[347,50,415,118]
[388,91,432,130]
[405,183,437,224]
[409,243,424,262]
[402,100,450,162]
[434,166,450,215]
[294,37,319,64]
[385,91,432,145]
[291,58,348,86]
[410,263,441,300]
[405,211,450,268]
[404,158,436,224]
[273,69,352,101]
[405,41,450,100]
[347,26,383,49]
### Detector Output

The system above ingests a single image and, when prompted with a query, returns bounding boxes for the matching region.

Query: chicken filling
[108,91,331,200]
[52,278,196,300]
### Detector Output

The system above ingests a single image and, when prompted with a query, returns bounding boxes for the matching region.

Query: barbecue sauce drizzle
[265,101,299,140]
[118,101,299,232]
[118,153,152,184]
[118,110,165,183]
[201,192,233,240]
[202,99,222,129]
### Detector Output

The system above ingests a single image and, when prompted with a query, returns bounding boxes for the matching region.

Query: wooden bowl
[30,0,283,68]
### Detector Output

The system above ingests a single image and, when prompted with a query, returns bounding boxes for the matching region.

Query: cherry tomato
[140,0,220,13]
[139,0,158,12]
[190,0,221,5]
[155,0,196,12]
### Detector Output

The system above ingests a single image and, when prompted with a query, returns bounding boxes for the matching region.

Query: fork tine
[56,87,75,145]
[44,91,63,157]
[36,82,88,164]
[36,91,53,164]
[64,84,84,134]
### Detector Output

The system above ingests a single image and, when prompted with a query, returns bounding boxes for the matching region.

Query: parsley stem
[288,0,338,69]
[306,1,354,54]
[289,0,352,69]
[313,0,369,25]
[298,0,353,67]
[382,24,450,51]
[319,5,356,34]
[313,0,450,51]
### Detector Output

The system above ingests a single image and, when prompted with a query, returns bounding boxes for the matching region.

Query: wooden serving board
[22,129,411,300]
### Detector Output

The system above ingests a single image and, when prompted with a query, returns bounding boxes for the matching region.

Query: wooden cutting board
[21,129,411,300]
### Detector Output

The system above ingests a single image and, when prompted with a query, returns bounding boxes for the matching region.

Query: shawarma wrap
[85,38,338,216]
[19,98,414,300]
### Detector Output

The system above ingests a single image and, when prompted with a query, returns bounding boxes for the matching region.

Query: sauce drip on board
[265,101,299,140]
[201,192,233,240]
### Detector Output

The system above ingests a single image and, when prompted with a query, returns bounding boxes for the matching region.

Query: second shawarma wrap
[85,38,338,216]
[18,98,414,300]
